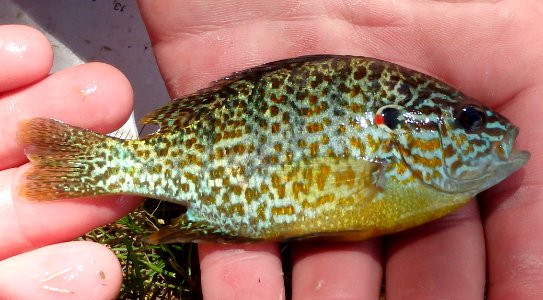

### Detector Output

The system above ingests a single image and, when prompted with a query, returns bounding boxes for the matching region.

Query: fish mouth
[471,125,530,194]
[497,148,530,175]
[498,125,530,168]
[438,125,530,195]
[500,125,520,160]
[473,149,529,194]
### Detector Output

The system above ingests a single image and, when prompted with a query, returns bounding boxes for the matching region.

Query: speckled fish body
[18,55,529,243]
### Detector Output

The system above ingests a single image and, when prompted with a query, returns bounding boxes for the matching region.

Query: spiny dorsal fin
[140,55,348,134]
[211,54,345,86]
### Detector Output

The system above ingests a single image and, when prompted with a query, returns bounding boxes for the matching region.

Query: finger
[0,241,122,299]
[385,201,485,299]
[0,62,134,170]
[0,166,142,259]
[481,89,543,298]
[0,25,52,93]
[198,243,285,300]
[291,240,382,299]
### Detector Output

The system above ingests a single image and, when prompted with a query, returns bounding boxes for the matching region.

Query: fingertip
[199,243,285,300]
[0,241,122,299]
[291,240,383,299]
[0,25,53,92]
[0,61,134,169]
[65,62,134,130]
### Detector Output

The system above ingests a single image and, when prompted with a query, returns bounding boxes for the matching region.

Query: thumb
[0,241,122,299]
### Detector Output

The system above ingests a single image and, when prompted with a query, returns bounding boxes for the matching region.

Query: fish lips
[439,125,530,195]
[474,125,530,194]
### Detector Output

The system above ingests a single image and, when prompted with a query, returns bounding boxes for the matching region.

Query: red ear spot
[374,114,384,125]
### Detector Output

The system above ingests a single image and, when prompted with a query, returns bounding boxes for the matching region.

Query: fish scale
[17,55,529,243]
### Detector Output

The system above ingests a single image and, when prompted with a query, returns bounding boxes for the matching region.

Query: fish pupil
[456,105,486,132]
[382,107,401,129]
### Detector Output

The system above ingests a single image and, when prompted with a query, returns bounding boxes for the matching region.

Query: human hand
[138,1,543,299]
[0,25,141,299]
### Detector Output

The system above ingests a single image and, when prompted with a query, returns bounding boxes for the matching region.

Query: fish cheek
[395,122,448,191]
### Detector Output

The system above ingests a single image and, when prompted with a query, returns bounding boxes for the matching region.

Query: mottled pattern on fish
[18,55,529,243]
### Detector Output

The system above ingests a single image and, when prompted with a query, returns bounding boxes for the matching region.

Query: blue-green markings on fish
[17,55,530,243]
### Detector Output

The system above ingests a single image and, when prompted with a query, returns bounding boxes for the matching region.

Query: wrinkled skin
[1,1,542,299]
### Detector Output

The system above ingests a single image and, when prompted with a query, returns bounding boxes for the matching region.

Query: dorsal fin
[140,54,347,133]
[212,54,344,86]
[139,91,216,134]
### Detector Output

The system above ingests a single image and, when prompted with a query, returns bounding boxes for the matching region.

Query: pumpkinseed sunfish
[17,55,530,243]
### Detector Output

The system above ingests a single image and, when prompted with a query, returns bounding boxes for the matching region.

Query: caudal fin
[17,118,120,200]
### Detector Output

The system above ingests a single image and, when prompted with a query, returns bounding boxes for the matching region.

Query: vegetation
[81,199,202,299]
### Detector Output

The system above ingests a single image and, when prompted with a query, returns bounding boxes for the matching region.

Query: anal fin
[143,215,257,244]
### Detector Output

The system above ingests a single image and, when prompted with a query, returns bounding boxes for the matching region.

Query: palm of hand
[0,1,541,299]
[138,1,543,299]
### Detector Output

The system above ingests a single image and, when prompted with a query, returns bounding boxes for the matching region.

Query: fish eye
[455,105,486,132]
[375,105,402,130]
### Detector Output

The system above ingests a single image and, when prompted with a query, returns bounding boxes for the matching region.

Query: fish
[17,55,530,244]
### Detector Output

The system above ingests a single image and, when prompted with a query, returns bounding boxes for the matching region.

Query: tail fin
[17,118,120,201]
